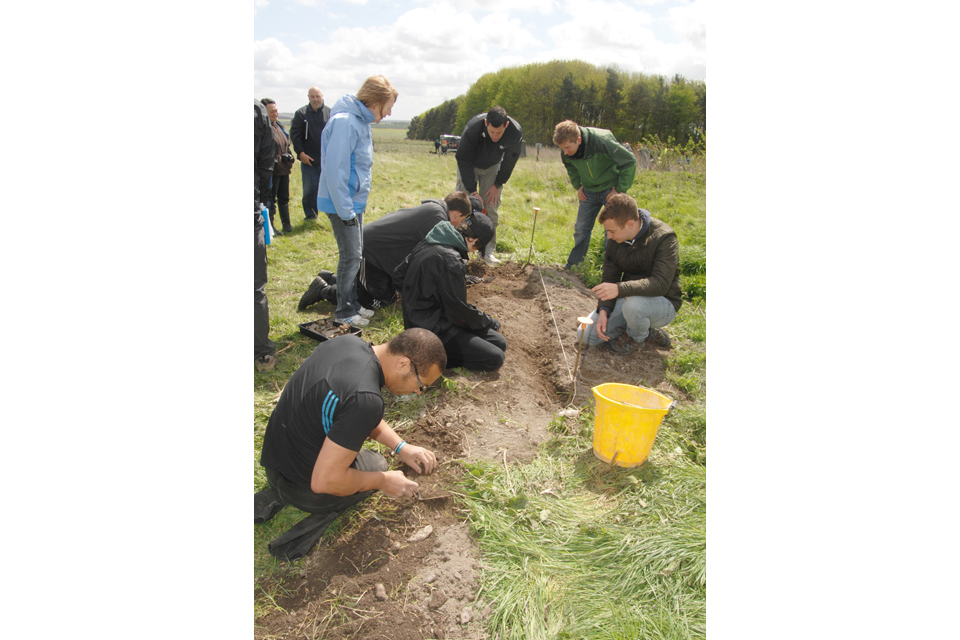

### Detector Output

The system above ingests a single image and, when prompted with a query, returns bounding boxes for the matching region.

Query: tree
[556,73,582,126]
[405,60,705,151]
[599,67,624,133]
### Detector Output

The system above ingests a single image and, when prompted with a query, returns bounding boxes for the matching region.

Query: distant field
[372,127,409,142]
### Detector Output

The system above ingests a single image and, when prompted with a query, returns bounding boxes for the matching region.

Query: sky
[254,0,706,120]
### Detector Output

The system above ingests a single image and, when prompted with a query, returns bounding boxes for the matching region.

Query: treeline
[406,98,463,146]
[407,60,706,150]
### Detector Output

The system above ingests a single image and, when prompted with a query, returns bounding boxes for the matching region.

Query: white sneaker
[358,306,375,318]
[337,314,369,327]
[483,253,501,266]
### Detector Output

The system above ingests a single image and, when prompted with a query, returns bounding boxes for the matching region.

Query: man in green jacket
[577,193,682,354]
[553,120,637,269]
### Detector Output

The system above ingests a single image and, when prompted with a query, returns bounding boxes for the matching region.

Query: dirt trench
[255,263,674,640]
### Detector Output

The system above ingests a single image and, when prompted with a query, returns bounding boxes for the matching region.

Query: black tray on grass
[298,318,363,342]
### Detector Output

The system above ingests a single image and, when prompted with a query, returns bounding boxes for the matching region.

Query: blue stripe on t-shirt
[322,390,339,434]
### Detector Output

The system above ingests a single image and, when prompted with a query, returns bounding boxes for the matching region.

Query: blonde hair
[356,75,398,111]
[553,120,580,145]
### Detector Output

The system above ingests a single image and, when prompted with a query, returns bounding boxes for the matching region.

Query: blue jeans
[300,163,321,219]
[565,187,612,268]
[326,211,364,319]
[577,296,677,347]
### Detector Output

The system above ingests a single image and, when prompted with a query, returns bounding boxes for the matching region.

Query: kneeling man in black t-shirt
[255,327,446,560]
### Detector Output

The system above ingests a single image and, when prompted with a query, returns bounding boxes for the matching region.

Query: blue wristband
[394,441,407,455]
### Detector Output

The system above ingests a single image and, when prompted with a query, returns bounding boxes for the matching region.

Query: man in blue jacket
[455,106,524,265]
[289,86,331,221]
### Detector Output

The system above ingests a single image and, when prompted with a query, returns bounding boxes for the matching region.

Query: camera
[281,152,295,163]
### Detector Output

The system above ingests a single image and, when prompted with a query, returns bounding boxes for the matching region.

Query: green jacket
[600,214,683,314]
[560,126,637,193]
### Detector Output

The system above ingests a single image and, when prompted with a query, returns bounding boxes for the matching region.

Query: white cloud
[293,0,366,5]
[668,0,706,49]
[254,0,705,118]
[541,0,659,73]
[477,12,542,49]
[425,0,556,14]
[528,0,705,80]
[255,5,498,118]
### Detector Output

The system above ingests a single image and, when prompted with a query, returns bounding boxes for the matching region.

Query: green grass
[254,138,706,637]
[460,404,706,640]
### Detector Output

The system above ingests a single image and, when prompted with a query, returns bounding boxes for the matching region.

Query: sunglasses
[412,362,424,394]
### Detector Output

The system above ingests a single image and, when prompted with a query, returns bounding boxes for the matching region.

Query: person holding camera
[316,75,398,327]
[261,98,294,235]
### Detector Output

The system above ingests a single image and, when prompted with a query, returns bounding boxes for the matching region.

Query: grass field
[255,135,706,638]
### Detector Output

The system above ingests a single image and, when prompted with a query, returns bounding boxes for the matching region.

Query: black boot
[298,276,327,310]
[298,277,339,310]
[268,205,282,236]
[318,269,337,285]
[279,202,292,233]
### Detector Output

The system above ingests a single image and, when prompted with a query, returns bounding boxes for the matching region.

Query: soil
[255,262,682,640]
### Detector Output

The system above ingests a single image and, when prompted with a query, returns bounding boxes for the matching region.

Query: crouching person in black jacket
[393,214,506,372]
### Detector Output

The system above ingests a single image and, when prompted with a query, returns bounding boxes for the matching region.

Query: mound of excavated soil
[255,262,680,640]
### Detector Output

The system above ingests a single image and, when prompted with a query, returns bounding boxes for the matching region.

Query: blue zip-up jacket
[317,95,375,221]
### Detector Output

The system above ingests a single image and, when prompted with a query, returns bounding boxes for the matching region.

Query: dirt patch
[255,262,680,640]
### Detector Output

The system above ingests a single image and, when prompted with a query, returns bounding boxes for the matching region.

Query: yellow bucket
[591,383,675,467]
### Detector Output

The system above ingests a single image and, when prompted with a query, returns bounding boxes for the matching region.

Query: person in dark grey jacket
[577,193,682,354]
[289,86,331,221]
[297,192,475,312]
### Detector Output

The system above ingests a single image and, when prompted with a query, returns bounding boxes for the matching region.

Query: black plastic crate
[298,318,363,342]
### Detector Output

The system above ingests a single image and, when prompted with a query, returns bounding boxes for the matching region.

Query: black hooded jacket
[393,222,498,343]
[455,112,524,192]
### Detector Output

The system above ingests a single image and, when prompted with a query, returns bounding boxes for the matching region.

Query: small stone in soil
[407,524,434,543]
